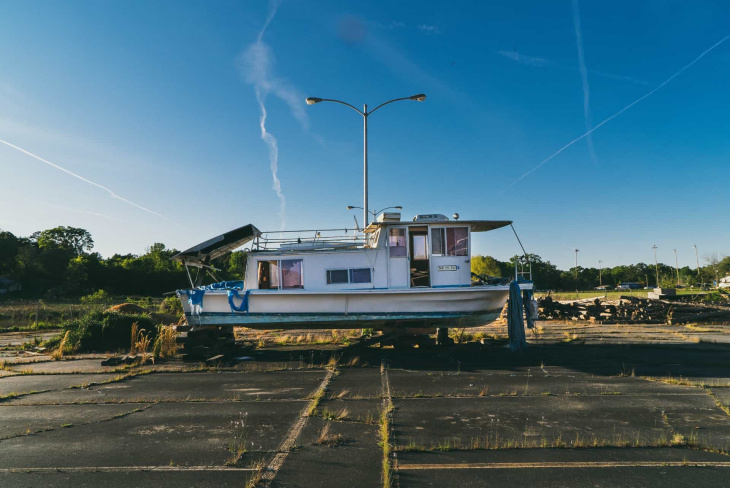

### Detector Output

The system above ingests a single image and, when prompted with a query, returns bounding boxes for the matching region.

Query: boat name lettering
[437,265,458,271]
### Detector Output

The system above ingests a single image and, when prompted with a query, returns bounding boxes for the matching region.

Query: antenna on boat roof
[353,215,360,233]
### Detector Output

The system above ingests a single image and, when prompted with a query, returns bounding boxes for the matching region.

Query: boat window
[431,228,445,255]
[412,235,428,260]
[258,260,280,289]
[327,269,349,284]
[280,259,303,289]
[389,228,406,257]
[326,268,372,284]
[350,268,371,284]
[446,227,468,256]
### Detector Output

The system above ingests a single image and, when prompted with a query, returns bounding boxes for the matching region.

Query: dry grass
[50,330,70,360]
[314,423,345,447]
[562,332,579,342]
[153,325,177,360]
[132,325,152,364]
[478,386,489,397]
[244,458,266,488]
[397,429,697,453]
[379,400,394,487]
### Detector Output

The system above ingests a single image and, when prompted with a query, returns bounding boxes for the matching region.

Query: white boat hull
[178,285,523,330]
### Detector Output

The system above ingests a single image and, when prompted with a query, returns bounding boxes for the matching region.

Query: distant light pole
[573,249,580,292]
[347,205,402,222]
[306,94,426,227]
[598,259,603,287]
[652,245,659,288]
[673,249,680,286]
[693,244,701,285]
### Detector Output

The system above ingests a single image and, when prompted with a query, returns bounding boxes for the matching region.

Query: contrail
[0,138,167,219]
[498,34,730,194]
[255,85,286,229]
[572,0,598,166]
[239,0,307,230]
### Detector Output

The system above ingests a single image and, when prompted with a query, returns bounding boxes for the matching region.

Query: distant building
[719,276,730,289]
[0,277,21,294]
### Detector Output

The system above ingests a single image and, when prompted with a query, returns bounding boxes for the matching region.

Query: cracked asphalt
[2,324,730,487]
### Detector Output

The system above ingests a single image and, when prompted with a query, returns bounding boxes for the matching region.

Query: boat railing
[254,228,369,252]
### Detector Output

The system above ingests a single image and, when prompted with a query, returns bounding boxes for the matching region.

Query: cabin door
[387,227,409,288]
[409,227,430,287]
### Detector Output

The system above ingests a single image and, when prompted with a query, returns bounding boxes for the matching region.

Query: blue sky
[0,0,728,271]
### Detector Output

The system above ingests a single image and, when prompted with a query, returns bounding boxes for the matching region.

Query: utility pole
[673,249,680,286]
[651,245,659,288]
[573,249,580,293]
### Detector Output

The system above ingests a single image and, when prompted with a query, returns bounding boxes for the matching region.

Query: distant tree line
[1,226,727,297]
[0,226,246,298]
[472,253,730,291]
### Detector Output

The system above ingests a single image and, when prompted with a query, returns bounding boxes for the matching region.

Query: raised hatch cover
[171,224,261,265]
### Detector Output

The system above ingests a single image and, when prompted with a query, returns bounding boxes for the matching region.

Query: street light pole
[573,249,580,293]
[598,259,602,287]
[306,94,426,227]
[363,104,368,230]
[693,244,701,284]
[673,249,680,286]
[652,245,659,288]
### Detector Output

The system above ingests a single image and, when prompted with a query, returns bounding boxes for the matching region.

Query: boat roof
[171,224,262,265]
[363,220,512,233]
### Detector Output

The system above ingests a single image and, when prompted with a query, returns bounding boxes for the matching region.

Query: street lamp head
[395,206,403,210]
[306,97,323,105]
[346,205,357,210]
[409,93,427,102]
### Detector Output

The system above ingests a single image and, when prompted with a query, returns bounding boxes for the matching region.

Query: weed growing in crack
[314,423,345,447]
[379,394,394,487]
[245,458,267,488]
[226,412,248,466]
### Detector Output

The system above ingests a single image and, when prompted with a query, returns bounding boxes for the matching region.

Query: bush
[159,296,183,316]
[80,289,111,304]
[61,310,158,353]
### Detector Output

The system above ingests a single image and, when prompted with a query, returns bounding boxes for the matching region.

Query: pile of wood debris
[537,295,730,325]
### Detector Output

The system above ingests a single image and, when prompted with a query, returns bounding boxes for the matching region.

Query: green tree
[0,230,19,275]
[471,255,503,277]
[31,226,94,256]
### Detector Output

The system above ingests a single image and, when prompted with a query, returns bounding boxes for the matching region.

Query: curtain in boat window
[280,259,303,289]
[431,228,445,255]
[389,228,407,257]
[446,227,468,256]
[258,260,280,289]
[269,261,280,288]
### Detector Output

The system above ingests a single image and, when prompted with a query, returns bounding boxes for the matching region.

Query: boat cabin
[244,214,512,293]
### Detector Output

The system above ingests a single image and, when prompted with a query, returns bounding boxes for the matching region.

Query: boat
[173,212,534,332]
